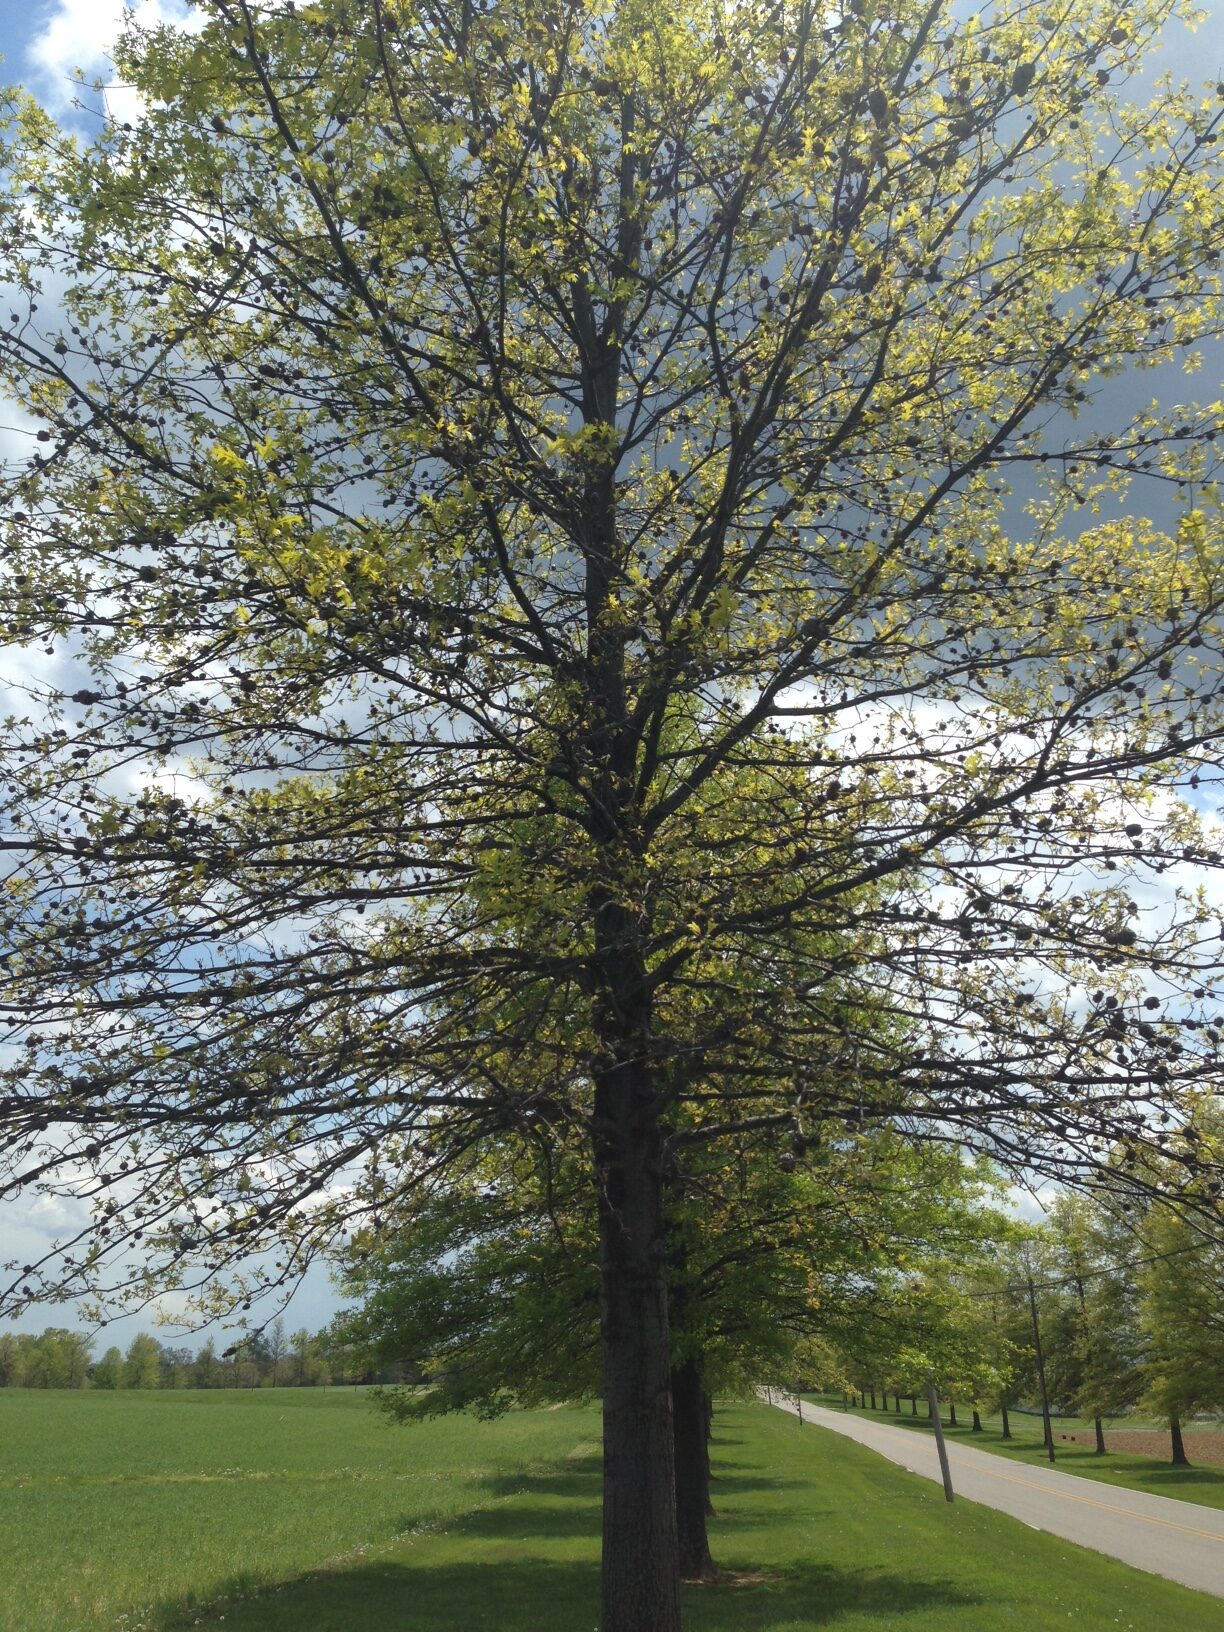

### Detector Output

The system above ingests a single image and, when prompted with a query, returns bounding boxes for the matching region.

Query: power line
[965,1239,1209,1300]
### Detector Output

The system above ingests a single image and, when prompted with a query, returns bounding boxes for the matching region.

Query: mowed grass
[5,1390,1220,1632]
[801,1394,1224,1512]
[0,1387,592,1632]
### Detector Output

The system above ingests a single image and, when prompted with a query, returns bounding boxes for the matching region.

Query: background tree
[3,3,1224,1626]
[123,1331,163,1390]
[1043,1194,1144,1450]
[7,1328,94,1389]
[288,1327,326,1387]
[265,1317,286,1387]
[159,1344,198,1388]
[192,1337,224,1390]
[230,1331,272,1388]
[978,1264,1045,1441]
[91,1345,125,1389]
[1136,1115,1224,1463]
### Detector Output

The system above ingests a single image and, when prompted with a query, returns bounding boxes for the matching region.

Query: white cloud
[26,1,200,124]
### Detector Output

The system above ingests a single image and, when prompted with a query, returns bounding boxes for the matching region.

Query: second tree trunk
[672,1357,715,1578]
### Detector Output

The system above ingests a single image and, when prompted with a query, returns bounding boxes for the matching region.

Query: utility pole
[1027,1274,1057,1464]
[926,1382,955,1503]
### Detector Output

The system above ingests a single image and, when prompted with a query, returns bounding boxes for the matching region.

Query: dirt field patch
[1054,1428,1224,1466]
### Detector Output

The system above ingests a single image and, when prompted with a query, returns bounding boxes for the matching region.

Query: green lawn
[0,1387,591,1632]
[1,1389,1219,1631]
[799,1393,1224,1512]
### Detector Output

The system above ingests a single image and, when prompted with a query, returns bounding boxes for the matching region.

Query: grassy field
[0,1387,590,1632]
[2,1389,1220,1632]
[799,1394,1224,1512]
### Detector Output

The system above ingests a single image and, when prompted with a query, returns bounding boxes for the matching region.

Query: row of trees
[0,1320,399,1390]
[2,2,1224,1627]
[333,1124,1027,1574]
[0,1326,92,1389]
[810,1153,1224,1463]
[1032,1185,1224,1459]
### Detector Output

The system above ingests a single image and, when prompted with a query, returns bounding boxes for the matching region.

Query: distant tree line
[0,1317,414,1390]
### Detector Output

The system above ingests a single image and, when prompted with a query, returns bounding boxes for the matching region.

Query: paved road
[764,1393,1224,1600]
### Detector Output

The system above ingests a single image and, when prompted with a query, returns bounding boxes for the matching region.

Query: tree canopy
[2,2,1224,1626]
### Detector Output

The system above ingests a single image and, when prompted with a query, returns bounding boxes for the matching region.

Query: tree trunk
[971,1410,982,1433]
[1093,1416,1106,1455]
[948,1400,957,1428]
[911,1395,918,1416]
[869,1389,877,1410]
[594,1047,681,1632]
[702,1391,714,1488]
[577,140,677,1628]
[1170,1415,1190,1467]
[1000,1403,1011,1440]
[671,1358,714,1579]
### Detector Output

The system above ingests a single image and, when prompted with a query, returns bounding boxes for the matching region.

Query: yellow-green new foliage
[1,0,1223,1555]
[4,7,1224,1624]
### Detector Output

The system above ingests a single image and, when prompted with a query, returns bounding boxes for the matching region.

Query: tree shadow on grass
[151,1444,983,1632]
[1093,1462,1224,1495]
[705,1473,810,1495]
[989,1442,1224,1494]
[482,1456,602,1502]
[479,1455,813,1528]
[686,1565,982,1629]
[156,1555,982,1632]
[454,1497,602,1543]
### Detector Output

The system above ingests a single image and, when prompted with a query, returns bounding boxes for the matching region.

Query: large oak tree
[3,2,1224,1626]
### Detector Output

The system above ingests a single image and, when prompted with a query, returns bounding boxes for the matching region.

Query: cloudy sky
[2,0,1222,128]
[0,2,196,126]
[0,0,1222,1355]
[0,0,338,1348]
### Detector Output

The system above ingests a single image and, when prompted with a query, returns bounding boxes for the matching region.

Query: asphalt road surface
[764,1393,1224,1600]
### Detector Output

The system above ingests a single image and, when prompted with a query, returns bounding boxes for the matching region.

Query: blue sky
[0,0,1222,1355]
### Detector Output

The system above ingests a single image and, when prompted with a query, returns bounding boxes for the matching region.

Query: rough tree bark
[594,1067,679,1632]
[590,866,679,1628]
[582,124,681,1620]
[1170,1415,1190,1467]
[671,1357,715,1579]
